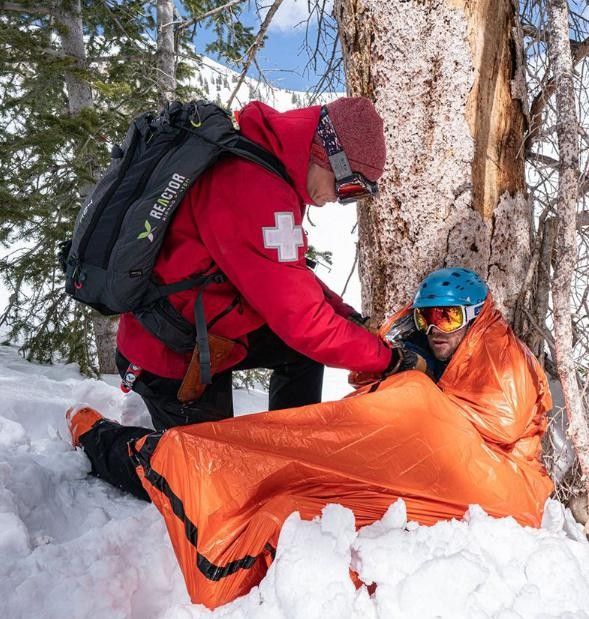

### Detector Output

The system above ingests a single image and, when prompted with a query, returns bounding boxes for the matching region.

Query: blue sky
[191,0,340,92]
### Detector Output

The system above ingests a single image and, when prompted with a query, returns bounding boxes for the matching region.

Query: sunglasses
[317,107,380,204]
[414,303,484,335]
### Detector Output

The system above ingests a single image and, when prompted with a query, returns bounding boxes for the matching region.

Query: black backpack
[61,100,291,383]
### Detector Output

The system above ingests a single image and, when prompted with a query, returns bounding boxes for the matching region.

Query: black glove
[348,312,380,334]
[348,345,402,387]
[348,312,369,327]
[348,344,432,389]
[395,346,432,376]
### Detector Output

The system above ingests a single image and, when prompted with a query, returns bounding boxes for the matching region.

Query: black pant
[117,326,324,431]
[79,418,153,501]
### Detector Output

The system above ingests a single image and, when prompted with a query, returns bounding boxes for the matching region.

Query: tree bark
[91,314,119,376]
[156,0,176,105]
[547,0,589,505]
[335,0,530,324]
[55,0,117,374]
[56,0,93,112]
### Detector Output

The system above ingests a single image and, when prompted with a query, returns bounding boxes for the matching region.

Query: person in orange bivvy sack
[67,267,553,609]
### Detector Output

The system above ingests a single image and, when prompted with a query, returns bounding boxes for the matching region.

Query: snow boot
[66,406,104,447]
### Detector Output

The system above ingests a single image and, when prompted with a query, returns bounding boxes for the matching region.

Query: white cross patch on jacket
[262,212,304,262]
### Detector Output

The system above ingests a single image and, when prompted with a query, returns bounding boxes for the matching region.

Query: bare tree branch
[226,0,284,109]
[527,151,560,169]
[571,36,589,60]
[576,211,589,228]
[522,21,544,40]
[526,34,589,152]
[523,306,557,359]
[341,243,358,297]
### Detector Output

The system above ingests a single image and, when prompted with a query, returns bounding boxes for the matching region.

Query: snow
[1,343,589,619]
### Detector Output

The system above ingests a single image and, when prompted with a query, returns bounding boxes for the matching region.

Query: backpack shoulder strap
[225,136,293,186]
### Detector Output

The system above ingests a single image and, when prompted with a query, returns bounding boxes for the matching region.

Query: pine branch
[174,0,246,32]
[226,0,284,108]
[99,0,150,53]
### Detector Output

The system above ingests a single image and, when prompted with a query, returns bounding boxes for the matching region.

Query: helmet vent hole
[442,281,450,286]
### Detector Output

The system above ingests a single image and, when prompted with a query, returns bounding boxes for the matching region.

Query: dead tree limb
[547,0,589,503]
[226,0,284,109]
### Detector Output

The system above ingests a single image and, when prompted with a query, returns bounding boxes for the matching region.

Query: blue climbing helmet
[413,267,488,308]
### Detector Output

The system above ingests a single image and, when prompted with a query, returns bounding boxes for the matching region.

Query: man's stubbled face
[427,324,468,361]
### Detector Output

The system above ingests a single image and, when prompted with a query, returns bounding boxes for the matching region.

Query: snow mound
[1,344,588,619]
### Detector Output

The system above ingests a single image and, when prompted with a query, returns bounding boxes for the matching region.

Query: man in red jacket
[116,97,395,430]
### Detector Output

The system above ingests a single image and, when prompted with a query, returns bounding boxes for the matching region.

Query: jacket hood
[238,101,321,205]
[439,296,552,458]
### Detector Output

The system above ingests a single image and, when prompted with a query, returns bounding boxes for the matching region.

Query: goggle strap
[328,151,353,181]
[317,107,354,182]
[464,302,484,323]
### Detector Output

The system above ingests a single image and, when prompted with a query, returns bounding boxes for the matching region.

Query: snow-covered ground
[1,344,589,619]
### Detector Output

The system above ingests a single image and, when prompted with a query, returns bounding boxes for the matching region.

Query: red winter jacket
[117,102,393,379]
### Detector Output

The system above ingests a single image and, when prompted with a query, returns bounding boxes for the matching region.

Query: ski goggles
[335,174,379,205]
[413,302,484,335]
[317,106,380,204]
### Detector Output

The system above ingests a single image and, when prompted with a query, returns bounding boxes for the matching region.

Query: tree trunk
[157,0,176,105]
[335,0,530,325]
[56,1,117,374]
[91,315,119,376]
[56,1,93,112]
[547,0,589,511]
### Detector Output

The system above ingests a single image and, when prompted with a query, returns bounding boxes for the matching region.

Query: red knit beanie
[310,97,386,182]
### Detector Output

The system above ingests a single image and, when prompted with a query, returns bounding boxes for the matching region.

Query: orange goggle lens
[335,175,379,204]
[414,306,465,334]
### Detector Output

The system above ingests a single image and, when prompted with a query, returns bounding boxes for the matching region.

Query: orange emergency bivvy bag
[131,297,553,609]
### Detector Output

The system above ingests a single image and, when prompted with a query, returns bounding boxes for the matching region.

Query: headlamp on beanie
[316,107,379,204]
